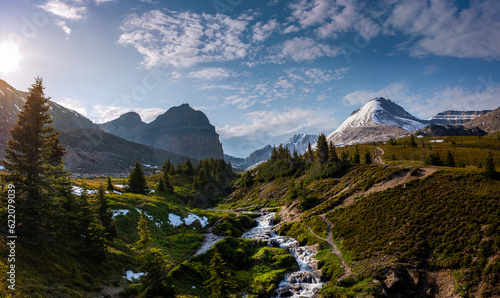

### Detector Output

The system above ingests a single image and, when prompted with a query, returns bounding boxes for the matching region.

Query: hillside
[464,106,500,133]
[219,133,500,297]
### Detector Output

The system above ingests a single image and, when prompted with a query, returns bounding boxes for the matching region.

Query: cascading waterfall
[242,212,324,297]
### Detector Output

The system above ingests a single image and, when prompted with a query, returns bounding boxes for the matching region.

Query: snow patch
[113,209,130,218]
[71,186,98,196]
[125,270,145,281]
[168,214,183,227]
[0,90,4,96]
[0,165,5,170]
[184,213,209,227]
[429,139,444,143]
[193,233,225,256]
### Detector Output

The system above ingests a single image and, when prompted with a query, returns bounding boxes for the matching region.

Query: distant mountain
[98,111,146,144]
[327,97,428,146]
[100,104,224,160]
[0,79,190,175]
[224,145,273,171]
[416,124,487,137]
[58,129,191,176]
[281,134,318,155]
[429,110,491,125]
[463,106,500,133]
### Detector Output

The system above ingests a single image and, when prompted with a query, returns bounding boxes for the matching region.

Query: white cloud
[387,0,500,60]
[118,10,250,68]
[252,19,279,42]
[95,0,116,4]
[187,67,235,80]
[286,67,349,84]
[223,94,259,110]
[342,81,500,119]
[39,0,86,20]
[55,98,87,116]
[218,108,338,139]
[275,37,341,62]
[55,20,72,36]
[342,82,416,106]
[92,105,166,123]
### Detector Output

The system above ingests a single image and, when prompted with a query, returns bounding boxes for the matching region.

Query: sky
[0,0,499,157]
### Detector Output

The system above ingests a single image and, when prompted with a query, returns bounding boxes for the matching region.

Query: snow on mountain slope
[429,110,492,125]
[281,133,319,155]
[328,97,427,146]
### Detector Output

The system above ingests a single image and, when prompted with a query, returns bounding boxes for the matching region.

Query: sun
[0,41,21,74]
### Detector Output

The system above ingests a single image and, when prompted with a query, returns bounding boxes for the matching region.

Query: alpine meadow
[1,0,500,297]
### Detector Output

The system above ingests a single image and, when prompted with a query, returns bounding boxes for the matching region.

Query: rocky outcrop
[429,110,492,125]
[100,104,224,160]
[463,106,500,133]
[416,124,487,137]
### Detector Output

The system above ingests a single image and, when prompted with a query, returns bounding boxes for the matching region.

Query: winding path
[304,215,353,281]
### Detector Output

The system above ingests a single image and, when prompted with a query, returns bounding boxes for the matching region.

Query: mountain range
[1,79,498,174]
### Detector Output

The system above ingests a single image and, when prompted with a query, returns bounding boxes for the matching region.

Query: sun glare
[0,41,21,74]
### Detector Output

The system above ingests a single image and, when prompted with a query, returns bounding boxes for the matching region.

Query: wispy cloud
[187,68,236,80]
[272,37,341,62]
[118,10,251,68]
[54,98,88,116]
[92,105,166,123]
[55,20,72,36]
[39,0,87,20]
[423,65,439,76]
[252,19,279,42]
[387,0,500,60]
[218,108,338,139]
[342,82,417,106]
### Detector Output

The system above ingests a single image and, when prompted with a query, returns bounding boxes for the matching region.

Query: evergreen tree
[78,191,106,259]
[328,141,338,163]
[484,151,496,178]
[271,146,278,160]
[1,77,68,242]
[306,143,314,164]
[162,158,173,174]
[443,151,456,167]
[97,186,117,240]
[156,176,167,192]
[425,152,442,166]
[409,135,418,147]
[352,146,360,164]
[127,162,149,194]
[204,247,235,298]
[106,176,114,191]
[183,158,195,175]
[364,150,372,164]
[316,133,329,164]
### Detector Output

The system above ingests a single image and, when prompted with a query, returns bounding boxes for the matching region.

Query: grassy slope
[221,133,500,297]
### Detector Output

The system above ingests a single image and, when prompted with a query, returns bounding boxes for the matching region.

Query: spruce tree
[352,146,360,163]
[128,161,148,194]
[97,186,116,240]
[183,158,195,175]
[106,176,114,191]
[156,176,167,192]
[204,247,235,298]
[364,150,372,164]
[328,141,338,163]
[444,151,456,167]
[306,143,314,164]
[1,77,68,242]
[316,133,329,164]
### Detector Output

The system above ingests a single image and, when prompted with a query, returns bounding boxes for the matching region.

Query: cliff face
[100,103,224,160]
[463,107,500,133]
[429,110,491,125]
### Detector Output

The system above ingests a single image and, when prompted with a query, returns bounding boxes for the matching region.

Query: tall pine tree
[316,133,329,164]
[1,77,69,242]
[204,247,235,298]
[127,161,149,194]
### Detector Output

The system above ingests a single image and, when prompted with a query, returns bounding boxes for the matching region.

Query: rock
[384,271,401,291]
[416,124,487,137]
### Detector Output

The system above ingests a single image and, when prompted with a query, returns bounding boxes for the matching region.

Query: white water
[242,212,324,297]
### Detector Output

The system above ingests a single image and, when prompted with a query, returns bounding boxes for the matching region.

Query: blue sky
[1,0,499,157]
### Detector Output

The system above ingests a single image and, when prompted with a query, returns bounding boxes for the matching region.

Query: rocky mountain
[98,111,146,144]
[281,134,319,154]
[58,129,190,176]
[463,106,500,133]
[0,79,190,175]
[416,124,487,137]
[224,145,273,171]
[327,97,428,146]
[100,104,224,160]
[429,110,491,125]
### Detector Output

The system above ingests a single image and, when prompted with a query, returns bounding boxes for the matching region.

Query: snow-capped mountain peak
[281,133,319,155]
[327,97,427,146]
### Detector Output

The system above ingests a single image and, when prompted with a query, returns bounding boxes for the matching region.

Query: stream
[242,212,324,297]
